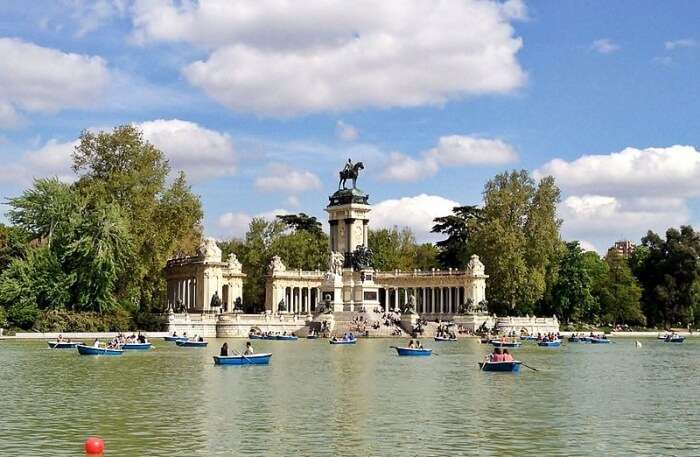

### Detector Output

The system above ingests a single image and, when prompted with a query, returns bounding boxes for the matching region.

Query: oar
[521,363,539,372]
[234,349,253,364]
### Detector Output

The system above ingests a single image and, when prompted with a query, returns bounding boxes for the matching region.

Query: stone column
[448,287,453,314]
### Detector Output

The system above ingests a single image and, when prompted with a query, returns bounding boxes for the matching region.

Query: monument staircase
[309,311,408,338]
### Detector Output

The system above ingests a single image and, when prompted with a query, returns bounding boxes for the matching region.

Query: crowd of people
[92,332,148,349]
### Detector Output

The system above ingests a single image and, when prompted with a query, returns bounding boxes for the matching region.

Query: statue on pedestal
[268,256,286,274]
[328,251,344,276]
[350,245,373,270]
[210,291,222,309]
[338,158,365,190]
[227,253,242,273]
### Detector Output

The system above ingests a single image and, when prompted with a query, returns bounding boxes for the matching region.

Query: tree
[277,213,323,237]
[0,224,28,272]
[633,226,700,327]
[470,170,562,315]
[431,206,481,269]
[72,125,202,314]
[599,253,644,325]
[369,227,424,271]
[550,242,594,323]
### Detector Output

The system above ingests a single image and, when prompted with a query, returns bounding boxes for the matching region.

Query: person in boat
[490,347,504,362]
[57,334,64,342]
[220,342,229,356]
[172,331,178,337]
[416,340,423,349]
[93,338,100,348]
[244,341,254,355]
[198,336,204,342]
[348,332,354,340]
[408,339,415,348]
[502,349,514,362]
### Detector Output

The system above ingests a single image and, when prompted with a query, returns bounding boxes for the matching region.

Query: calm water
[1,337,699,456]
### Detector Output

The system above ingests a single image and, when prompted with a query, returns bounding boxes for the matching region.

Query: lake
[0,337,698,456]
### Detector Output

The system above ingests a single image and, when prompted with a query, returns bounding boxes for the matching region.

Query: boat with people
[665,334,685,343]
[47,340,83,349]
[248,334,264,340]
[77,344,124,356]
[395,346,432,356]
[306,334,318,339]
[434,335,457,342]
[164,333,187,342]
[520,335,537,341]
[568,336,582,343]
[490,339,522,348]
[657,333,671,340]
[330,335,357,344]
[538,340,561,347]
[120,342,153,350]
[589,337,611,344]
[275,335,298,341]
[213,353,272,365]
[176,339,208,347]
[479,360,522,372]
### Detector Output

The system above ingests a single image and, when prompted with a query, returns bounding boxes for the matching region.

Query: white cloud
[535,145,700,198]
[0,37,110,127]
[336,121,359,141]
[0,102,22,129]
[255,163,322,193]
[559,195,689,252]
[72,0,126,37]
[591,38,620,54]
[382,135,517,181]
[138,119,236,181]
[0,119,234,184]
[578,240,598,253]
[131,0,526,116]
[217,208,289,238]
[665,39,699,50]
[372,194,460,242]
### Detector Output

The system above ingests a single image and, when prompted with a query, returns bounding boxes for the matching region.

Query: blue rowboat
[48,341,83,349]
[164,335,186,342]
[665,336,685,343]
[214,353,272,365]
[568,336,585,343]
[306,335,319,339]
[176,340,208,347]
[77,344,124,356]
[121,342,152,350]
[275,335,298,341]
[490,340,522,348]
[248,334,264,340]
[434,336,457,342]
[479,361,522,372]
[395,347,432,356]
[520,335,537,341]
[589,338,610,344]
[330,338,357,345]
[538,340,561,347]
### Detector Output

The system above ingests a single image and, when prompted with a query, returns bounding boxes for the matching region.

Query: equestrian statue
[338,159,364,190]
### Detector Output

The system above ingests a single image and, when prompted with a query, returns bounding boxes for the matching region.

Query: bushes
[33,308,134,332]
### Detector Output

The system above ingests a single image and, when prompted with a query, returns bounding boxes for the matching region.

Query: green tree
[633,226,700,327]
[369,227,422,271]
[431,206,481,269]
[277,213,323,237]
[0,224,28,271]
[72,125,202,314]
[599,253,644,325]
[550,242,594,323]
[471,170,562,315]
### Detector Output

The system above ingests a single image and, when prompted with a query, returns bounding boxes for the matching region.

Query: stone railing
[376,269,468,278]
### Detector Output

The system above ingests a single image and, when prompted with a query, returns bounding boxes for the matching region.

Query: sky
[1,0,699,253]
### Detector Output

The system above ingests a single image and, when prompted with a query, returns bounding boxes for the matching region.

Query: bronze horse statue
[338,161,364,190]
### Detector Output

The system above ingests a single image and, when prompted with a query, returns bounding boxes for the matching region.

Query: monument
[322,159,380,312]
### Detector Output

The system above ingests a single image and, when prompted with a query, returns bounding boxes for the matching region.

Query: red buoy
[84,436,105,455]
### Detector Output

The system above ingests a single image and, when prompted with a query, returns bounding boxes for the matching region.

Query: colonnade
[379,286,465,314]
[282,286,321,314]
[169,278,197,310]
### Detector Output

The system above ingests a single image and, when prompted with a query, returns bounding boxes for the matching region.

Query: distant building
[608,240,636,258]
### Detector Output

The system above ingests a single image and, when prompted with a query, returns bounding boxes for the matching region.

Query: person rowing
[489,347,505,362]
[243,341,254,355]
[220,342,229,356]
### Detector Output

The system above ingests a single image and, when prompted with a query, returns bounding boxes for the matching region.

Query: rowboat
[213,353,272,365]
[47,341,83,349]
[480,337,491,344]
[330,338,357,345]
[395,347,432,356]
[567,336,582,343]
[306,335,319,339]
[665,335,685,343]
[589,338,610,344]
[479,361,522,372]
[275,335,298,341]
[248,334,265,340]
[164,335,186,342]
[434,336,457,342]
[120,342,152,350]
[520,335,537,341]
[176,340,208,347]
[490,340,522,348]
[77,345,124,356]
[537,340,561,347]
[657,333,670,340]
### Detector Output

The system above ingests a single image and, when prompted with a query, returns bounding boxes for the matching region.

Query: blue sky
[1,0,699,252]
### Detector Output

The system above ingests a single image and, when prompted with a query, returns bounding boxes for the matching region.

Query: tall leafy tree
[599,252,644,325]
[471,170,562,315]
[431,206,481,269]
[369,227,423,271]
[277,213,324,237]
[550,242,594,323]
